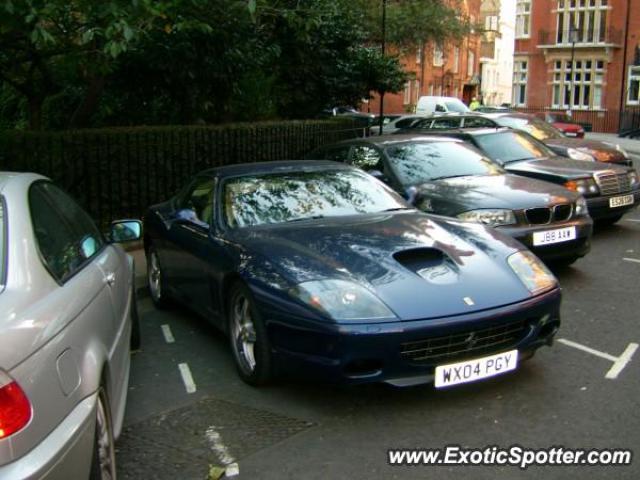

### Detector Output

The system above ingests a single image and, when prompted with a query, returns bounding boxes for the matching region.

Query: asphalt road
[118,211,640,480]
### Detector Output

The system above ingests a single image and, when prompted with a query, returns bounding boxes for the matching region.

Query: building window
[416,46,422,64]
[467,50,475,77]
[516,0,531,38]
[513,60,528,106]
[485,15,499,32]
[403,81,411,104]
[453,47,459,73]
[433,44,444,66]
[628,66,640,105]
[551,58,605,108]
[415,80,421,102]
[555,0,608,44]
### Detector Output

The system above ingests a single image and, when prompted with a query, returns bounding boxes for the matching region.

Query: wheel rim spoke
[148,253,161,300]
[232,295,257,373]
[97,396,114,480]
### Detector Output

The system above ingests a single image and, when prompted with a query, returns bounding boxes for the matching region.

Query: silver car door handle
[104,272,116,286]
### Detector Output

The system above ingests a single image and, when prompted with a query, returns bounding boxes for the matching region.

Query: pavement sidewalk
[585,132,640,156]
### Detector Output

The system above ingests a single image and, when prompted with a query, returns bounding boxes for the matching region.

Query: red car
[538,112,585,138]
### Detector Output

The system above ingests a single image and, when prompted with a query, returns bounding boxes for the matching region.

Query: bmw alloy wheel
[90,389,116,480]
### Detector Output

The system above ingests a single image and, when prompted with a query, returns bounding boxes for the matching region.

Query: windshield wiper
[502,157,534,164]
[284,215,326,223]
[380,207,414,212]
[429,174,473,181]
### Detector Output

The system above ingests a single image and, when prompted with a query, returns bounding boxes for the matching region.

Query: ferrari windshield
[224,169,407,228]
[474,131,554,164]
[496,116,564,140]
[386,142,504,186]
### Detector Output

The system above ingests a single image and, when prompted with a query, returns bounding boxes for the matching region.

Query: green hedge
[0,119,364,226]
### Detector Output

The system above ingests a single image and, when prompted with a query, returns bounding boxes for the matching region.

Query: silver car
[0,173,141,479]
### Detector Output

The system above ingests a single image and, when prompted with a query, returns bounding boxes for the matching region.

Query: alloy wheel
[96,392,116,480]
[148,250,162,302]
[231,294,258,375]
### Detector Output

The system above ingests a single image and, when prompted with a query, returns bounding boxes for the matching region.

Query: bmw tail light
[0,370,32,439]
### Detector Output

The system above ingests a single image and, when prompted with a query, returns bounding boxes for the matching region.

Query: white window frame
[433,44,444,67]
[453,47,460,73]
[516,0,532,39]
[403,81,412,104]
[513,59,528,106]
[555,0,609,45]
[628,66,640,105]
[551,58,605,109]
[485,15,499,32]
[467,50,475,77]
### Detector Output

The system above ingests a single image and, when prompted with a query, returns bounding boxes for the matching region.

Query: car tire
[130,287,141,350]
[89,387,116,480]
[550,255,580,269]
[146,245,171,309]
[596,214,623,226]
[228,282,273,386]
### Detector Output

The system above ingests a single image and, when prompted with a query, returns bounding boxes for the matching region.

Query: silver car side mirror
[110,220,142,243]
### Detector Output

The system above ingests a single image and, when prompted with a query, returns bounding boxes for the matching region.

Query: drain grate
[116,397,314,479]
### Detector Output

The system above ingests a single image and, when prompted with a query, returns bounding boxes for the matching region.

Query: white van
[415,96,470,115]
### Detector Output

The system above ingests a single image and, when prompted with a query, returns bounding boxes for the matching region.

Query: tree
[0,0,409,128]
[366,0,473,90]
[0,0,166,129]
[257,0,407,117]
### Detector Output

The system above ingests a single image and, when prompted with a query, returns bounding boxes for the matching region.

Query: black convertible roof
[201,160,351,178]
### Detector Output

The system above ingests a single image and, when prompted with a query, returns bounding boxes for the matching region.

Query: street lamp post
[568,26,579,116]
[379,0,387,134]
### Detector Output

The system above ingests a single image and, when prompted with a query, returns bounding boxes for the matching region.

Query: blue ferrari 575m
[143,161,561,387]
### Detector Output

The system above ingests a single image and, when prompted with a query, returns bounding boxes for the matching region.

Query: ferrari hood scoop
[394,248,459,285]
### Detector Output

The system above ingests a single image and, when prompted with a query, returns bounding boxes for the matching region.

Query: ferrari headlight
[575,196,589,216]
[567,148,595,162]
[628,170,638,188]
[291,279,397,321]
[508,251,557,295]
[564,177,598,196]
[617,145,630,159]
[457,209,516,227]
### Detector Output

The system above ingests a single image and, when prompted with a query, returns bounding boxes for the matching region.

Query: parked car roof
[336,134,465,147]
[199,160,350,178]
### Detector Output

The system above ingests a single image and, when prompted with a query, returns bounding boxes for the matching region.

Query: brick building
[364,0,482,114]
[513,0,640,131]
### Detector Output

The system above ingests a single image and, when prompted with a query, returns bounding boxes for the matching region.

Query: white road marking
[161,324,175,343]
[623,218,640,223]
[558,338,639,380]
[605,343,639,380]
[225,463,240,477]
[622,257,640,264]
[178,363,196,393]
[557,338,617,362]
[205,426,239,477]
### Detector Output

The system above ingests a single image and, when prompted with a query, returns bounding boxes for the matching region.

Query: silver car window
[29,182,105,283]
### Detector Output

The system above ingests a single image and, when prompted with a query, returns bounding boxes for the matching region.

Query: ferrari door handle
[104,272,116,286]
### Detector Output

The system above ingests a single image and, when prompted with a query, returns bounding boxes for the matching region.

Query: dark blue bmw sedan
[143,161,561,387]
